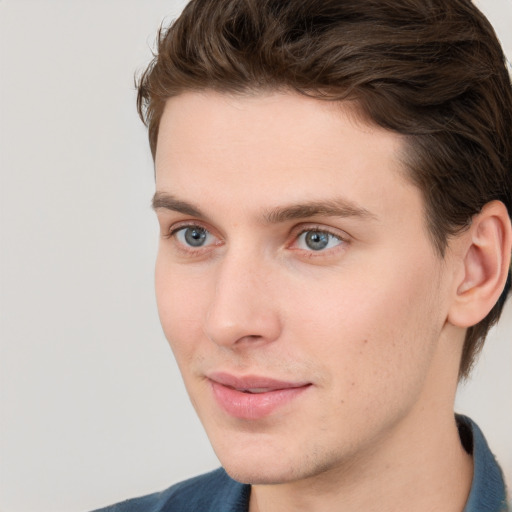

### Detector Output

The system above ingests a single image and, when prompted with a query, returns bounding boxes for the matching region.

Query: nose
[203,252,282,348]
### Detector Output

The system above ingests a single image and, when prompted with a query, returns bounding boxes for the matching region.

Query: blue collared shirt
[93,415,509,511]
[458,415,509,511]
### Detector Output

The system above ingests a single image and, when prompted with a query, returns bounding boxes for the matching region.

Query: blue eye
[296,230,343,251]
[175,226,213,247]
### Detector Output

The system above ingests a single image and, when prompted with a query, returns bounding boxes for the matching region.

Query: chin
[208,433,299,484]
[210,432,336,486]
[221,452,344,486]
[221,462,298,485]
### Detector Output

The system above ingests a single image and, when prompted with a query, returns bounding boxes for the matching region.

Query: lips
[207,372,311,420]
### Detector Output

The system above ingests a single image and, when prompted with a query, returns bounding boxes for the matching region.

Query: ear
[448,201,512,328]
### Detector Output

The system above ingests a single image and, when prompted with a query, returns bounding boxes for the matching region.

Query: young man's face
[153,91,460,485]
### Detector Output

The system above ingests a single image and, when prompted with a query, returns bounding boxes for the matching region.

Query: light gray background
[0,1,511,511]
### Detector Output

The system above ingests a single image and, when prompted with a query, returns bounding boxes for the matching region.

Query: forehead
[156,90,403,165]
[154,90,421,228]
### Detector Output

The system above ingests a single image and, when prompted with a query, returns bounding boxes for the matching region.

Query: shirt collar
[457,415,509,512]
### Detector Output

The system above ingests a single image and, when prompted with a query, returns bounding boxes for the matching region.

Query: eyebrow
[152,192,377,223]
[152,192,204,218]
[263,199,377,223]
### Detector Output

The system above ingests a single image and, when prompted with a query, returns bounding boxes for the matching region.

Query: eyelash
[165,222,347,257]
[291,225,346,254]
[165,222,219,256]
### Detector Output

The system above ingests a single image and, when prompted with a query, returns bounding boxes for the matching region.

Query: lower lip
[210,381,310,420]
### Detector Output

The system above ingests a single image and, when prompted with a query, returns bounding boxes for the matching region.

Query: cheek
[292,258,443,393]
[154,256,209,361]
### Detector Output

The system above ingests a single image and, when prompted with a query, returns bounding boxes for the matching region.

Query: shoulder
[91,468,250,512]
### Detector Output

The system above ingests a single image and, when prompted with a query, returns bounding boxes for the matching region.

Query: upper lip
[207,372,311,391]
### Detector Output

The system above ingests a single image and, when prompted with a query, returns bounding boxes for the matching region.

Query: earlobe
[448,201,512,328]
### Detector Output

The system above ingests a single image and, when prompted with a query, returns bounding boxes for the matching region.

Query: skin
[153,91,476,512]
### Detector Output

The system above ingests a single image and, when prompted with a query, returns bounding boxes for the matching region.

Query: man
[95,0,512,510]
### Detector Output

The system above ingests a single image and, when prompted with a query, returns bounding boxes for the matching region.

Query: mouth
[234,388,279,394]
[207,372,312,420]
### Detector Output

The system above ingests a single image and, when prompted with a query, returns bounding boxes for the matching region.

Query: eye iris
[184,227,207,247]
[305,231,329,250]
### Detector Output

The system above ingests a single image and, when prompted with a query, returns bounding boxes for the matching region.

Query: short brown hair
[137,0,512,379]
